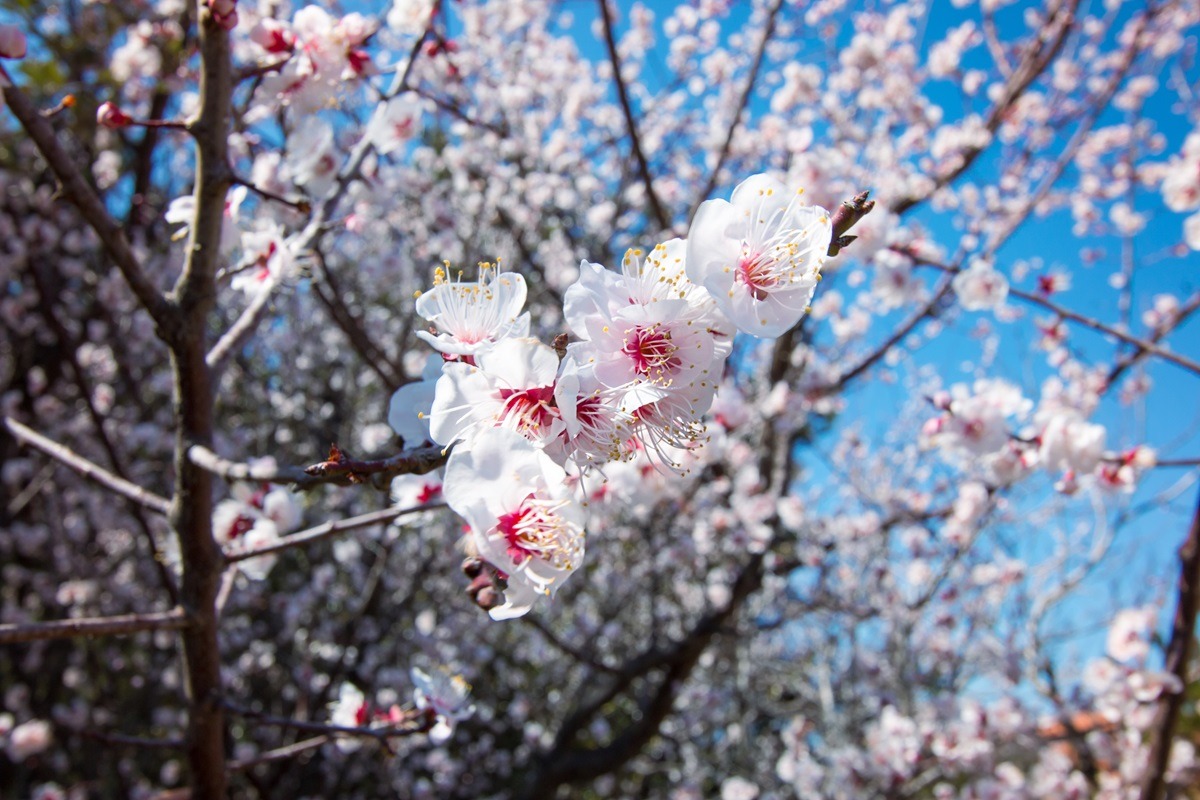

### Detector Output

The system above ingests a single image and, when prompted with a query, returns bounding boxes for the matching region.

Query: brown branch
[302,442,449,486]
[206,276,279,372]
[818,275,955,394]
[0,72,177,336]
[827,190,877,256]
[686,0,785,231]
[170,4,237,797]
[890,0,1081,215]
[188,443,449,491]
[0,608,188,645]
[4,417,172,515]
[520,549,768,798]
[909,255,1200,379]
[1154,458,1200,468]
[597,0,670,232]
[224,503,444,563]
[1107,292,1200,387]
[1140,489,1200,800]
[227,736,329,771]
[222,701,432,753]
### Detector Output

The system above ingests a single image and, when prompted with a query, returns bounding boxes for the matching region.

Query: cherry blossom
[686,173,832,337]
[414,264,530,357]
[410,666,475,744]
[443,428,585,620]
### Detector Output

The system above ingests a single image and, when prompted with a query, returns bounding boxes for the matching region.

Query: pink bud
[212,8,239,30]
[0,24,27,59]
[930,390,952,410]
[96,101,133,129]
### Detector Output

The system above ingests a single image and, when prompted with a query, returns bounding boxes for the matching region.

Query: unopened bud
[207,0,238,30]
[96,101,133,129]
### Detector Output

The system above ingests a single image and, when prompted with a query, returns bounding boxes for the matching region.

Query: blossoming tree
[1,0,1199,798]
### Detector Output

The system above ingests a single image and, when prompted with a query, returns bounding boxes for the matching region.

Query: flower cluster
[389,174,833,619]
[329,667,473,751]
[212,458,303,579]
[924,378,1156,494]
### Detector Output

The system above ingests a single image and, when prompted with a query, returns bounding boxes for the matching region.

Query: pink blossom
[0,24,27,59]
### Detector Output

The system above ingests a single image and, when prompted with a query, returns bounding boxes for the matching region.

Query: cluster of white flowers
[387,173,833,619]
[211,458,302,580]
[329,667,474,750]
[923,378,1155,494]
[1161,128,1200,250]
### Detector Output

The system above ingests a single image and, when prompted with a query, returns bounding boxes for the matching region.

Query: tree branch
[4,416,172,515]
[188,443,449,491]
[206,277,280,371]
[686,0,784,231]
[909,255,1200,379]
[1140,489,1200,800]
[597,0,670,232]
[0,607,188,645]
[0,72,177,336]
[224,503,444,563]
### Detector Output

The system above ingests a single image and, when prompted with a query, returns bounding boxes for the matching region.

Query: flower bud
[96,101,133,129]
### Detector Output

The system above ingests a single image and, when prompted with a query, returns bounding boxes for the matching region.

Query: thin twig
[206,276,280,371]
[4,417,172,515]
[206,33,429,375]
[227,736,329,771]
[224,503,445,563]
[0,608,188,645]
[222,700,432,749]
[908,256,1200,379]
[596,0,670,232]
[686,0,785,231]
[188,443,449,490]
[1107,291,1200,387]
[0,70,176,337]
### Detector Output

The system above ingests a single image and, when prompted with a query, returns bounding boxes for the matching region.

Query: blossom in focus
[387,354,442,445]
[564,250,725,407]
[415,263,530,357]
[429,337,563,449]
[443,428,585,620]
[411,666,475,744]
[686,173,832,338]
